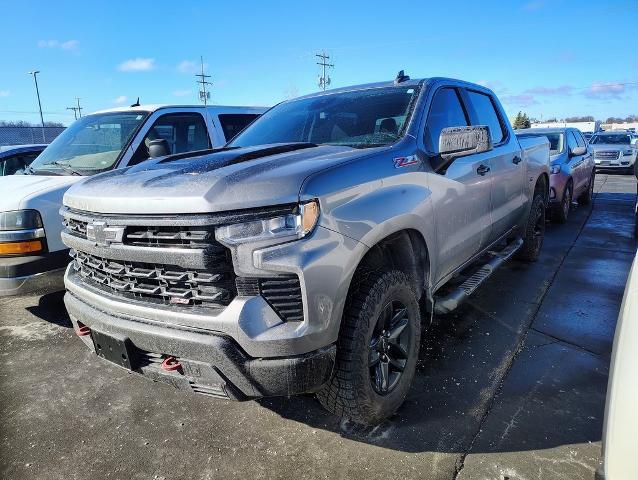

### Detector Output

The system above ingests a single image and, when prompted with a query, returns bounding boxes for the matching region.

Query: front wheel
[552,182,572,223]
[516,193,546,262]
[317,270,421,425]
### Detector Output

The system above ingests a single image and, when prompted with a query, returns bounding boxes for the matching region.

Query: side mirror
[569,146,587,157]
[148,139,171,158]
[439,125,492,162]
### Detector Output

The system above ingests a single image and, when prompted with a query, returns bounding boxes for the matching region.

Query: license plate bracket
[91,330,135,370]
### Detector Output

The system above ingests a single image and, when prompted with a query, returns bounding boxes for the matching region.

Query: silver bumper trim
[0,267,65,297]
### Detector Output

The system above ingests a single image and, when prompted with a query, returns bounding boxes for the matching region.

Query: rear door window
[218,114,260,142]
[424,88,469,154]
[466,90,505,145]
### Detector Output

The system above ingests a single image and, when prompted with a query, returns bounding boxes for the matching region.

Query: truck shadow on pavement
[25,290,72,328]
[258,300,605,455]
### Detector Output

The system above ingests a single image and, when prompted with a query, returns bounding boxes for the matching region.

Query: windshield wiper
[46,161,82,176]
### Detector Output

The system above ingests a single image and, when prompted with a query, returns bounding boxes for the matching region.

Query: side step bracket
[433,238,523,315]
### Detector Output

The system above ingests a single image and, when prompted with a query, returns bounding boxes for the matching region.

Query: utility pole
[76,97,83,118]
[316,51,333,91]
[27,70,45,141]
[195,56,212,106]
[66,106,80,120]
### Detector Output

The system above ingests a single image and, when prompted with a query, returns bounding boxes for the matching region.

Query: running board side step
[433,238,524,315]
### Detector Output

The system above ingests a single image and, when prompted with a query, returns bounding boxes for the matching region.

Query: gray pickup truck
[61,74,549,425]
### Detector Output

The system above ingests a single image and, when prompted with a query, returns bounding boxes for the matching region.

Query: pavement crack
[528,327,602,357]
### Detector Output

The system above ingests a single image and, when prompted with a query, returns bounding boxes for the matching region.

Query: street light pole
[27,70,45,142]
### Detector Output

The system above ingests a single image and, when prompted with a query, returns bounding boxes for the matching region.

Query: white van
[0,104,266,296]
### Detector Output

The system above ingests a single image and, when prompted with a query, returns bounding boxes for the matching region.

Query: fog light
[0,240,43,254]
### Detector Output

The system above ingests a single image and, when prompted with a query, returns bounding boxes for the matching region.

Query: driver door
[423,87,493,283]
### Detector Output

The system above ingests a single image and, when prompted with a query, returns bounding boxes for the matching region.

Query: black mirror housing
[148,139,171,158]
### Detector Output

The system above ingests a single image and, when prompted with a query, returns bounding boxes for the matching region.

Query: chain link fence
[0,127,65,146]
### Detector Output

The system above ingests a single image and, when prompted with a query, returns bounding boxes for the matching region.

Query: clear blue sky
[1,0,637,125]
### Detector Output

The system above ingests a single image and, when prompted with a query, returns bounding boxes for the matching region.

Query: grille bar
[72,250,235,308]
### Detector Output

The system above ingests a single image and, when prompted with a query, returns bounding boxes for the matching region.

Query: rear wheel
[317,270,421,425]
[516,193,545,262]
[577,173,595,205]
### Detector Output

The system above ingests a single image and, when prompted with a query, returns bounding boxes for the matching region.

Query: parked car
[61,75,549,425]
[590,131,637,174]
[0,105,265,296]
[517,128,595,222]
[597,249,638,480]
[0,144,46,176]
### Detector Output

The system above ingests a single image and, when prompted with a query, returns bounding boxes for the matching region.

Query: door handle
[476,164,490,176]
[512,156,522,165]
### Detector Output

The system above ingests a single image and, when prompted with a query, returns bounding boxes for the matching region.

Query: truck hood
[64,143,383,214]
[0,174,81,211]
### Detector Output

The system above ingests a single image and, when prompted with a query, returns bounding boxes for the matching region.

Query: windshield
[228,86,419,149]
[29,111,148,175]
[590,134,631,145]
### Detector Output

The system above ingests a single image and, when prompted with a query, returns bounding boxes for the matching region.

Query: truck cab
[0,105,265,296]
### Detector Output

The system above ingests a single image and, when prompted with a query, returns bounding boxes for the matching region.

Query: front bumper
[595,155,636,169]
[0,250,69,296]
[65,290,335,399]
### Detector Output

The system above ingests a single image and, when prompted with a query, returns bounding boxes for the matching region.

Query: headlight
[550,165,561,174]
[0,209,43,231]
[624,149,633,156]
[216,201,320,246]
[0,210,45,255]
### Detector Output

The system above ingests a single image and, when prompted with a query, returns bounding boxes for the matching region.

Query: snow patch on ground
[0,321,62,340]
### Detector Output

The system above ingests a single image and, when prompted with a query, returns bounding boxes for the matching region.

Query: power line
[316,51,333,91]
[195,56,212,106]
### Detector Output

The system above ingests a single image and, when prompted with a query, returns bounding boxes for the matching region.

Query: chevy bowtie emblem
[86,221,125,247]
[394,155,420,168]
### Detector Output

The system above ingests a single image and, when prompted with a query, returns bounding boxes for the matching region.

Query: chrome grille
[595,150,621,160]
[71,250,236,307]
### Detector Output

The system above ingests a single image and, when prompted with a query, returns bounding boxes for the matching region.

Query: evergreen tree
[512,111,531,129]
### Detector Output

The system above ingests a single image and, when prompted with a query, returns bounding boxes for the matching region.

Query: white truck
[0,104,266,296]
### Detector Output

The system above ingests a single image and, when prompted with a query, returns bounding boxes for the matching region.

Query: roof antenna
[130,97,140,107]
[394,70,410,84]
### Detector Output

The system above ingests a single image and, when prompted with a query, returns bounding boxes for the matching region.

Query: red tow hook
[161,356,182,373]
[75,324,91,336]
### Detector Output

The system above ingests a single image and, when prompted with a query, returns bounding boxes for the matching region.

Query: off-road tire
[577,173,594,205]
[552,181,572,223]
[317,270,421,425]
[516,193,545,262]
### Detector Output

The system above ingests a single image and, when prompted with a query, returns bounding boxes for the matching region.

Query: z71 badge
[393,155,420,168]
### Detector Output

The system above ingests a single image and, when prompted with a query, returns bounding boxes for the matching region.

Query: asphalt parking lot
[1,173,636,480]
